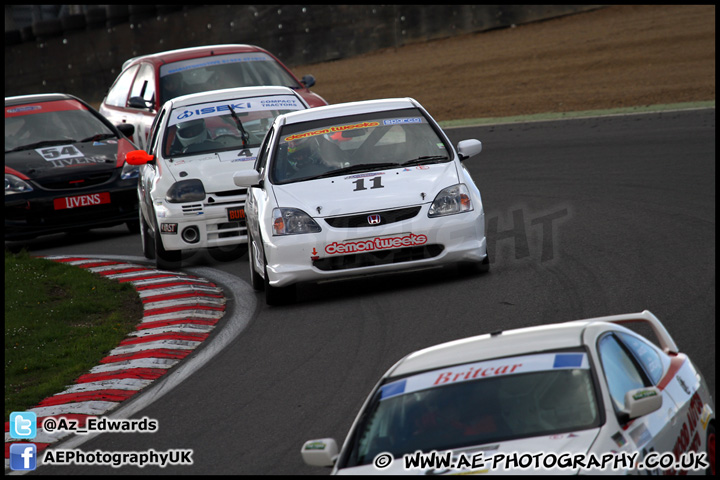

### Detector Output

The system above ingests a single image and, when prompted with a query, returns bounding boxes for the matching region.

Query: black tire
[156,237,182,270]
[153,211,181,269]
[458,253,490,275]
[140,211,155,260]
[263,251,296,306]
[707,423,715,476]
[126,219,140,234]
[248,233,265,291]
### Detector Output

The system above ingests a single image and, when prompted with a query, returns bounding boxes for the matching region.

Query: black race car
[5,93,139,241]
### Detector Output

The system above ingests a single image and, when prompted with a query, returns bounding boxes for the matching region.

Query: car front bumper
[263,207,486,287]
[155,199,247,251]
[5,186,138,240]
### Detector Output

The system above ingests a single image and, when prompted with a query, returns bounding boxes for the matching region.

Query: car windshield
[5,100,115,153]
[341,351,600,468]
[163,94,306,157]
[271,108,452,184]
[159,52,301,104]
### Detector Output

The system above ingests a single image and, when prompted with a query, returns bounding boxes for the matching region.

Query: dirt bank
[295,5,715,121]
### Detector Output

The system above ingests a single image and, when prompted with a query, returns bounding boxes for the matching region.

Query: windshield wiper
[6,138,77,153]
[79,133,116,143]
[401,155,449,166]
[308,162,401,180]
[227,105,249,149]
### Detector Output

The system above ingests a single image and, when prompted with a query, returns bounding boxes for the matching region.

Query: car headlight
[428,183,473,217]
[5,174,34,195]
[120,162,139,180]
[165,179,206,203]
[272,208,321,235]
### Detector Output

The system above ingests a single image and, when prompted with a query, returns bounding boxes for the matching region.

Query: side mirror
[116,123,135,137]
[623,387,662,420]
[233,170,262,188]
[301,74,316,89]
[125,149,155,166]
[301,438,338,467]
[457,139,482,161]
[128,96,152,110]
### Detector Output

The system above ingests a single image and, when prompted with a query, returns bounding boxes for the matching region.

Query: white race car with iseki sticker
[301,311,716,475]
[125,86,309,269]
[233,98,488,305]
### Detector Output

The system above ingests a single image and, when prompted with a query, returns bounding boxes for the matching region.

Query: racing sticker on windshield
[5,100,86,117]
[169,95,304,126]
[160,52,273,77]
[325,233,427,255]
[379,353,589,401]
[284,121,380,142]
[36,145,83,161]
[382,117,423,125]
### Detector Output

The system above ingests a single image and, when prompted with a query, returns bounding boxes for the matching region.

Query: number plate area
[226,206,246,224]
[53,192,111,210]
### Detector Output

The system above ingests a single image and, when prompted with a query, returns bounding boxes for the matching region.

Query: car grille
[182,204,203,215]
[312,244,443,271]
[36,172,114,190]
[207,221,246,240]
[324,206,421,228]
[213,188,247,197]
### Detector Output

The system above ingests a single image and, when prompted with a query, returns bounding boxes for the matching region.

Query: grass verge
[4,249,143,421]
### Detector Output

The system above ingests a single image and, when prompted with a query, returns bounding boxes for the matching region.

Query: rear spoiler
[589,310,679,354]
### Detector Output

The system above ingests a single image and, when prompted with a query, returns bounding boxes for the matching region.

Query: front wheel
[153,211,181,269]
[126,219,140,233]
[140,210,155,259]
[458,253,490,275]
[707,423,715,475]
[247,233,264,291]
[263,251,295,306]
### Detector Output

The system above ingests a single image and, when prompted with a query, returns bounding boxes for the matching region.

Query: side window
[255,126,274,173]
[598,334,649,411]
[105,65,140,107]
[129,63,156,106]
[146,108,166,155]
[617,332,665,385]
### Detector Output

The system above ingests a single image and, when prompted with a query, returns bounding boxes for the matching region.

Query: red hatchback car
[99,44,327,150]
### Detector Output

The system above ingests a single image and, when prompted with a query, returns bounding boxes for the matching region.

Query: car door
[246,125,276,268]
[137,106,167,229]
[100,64,139,138]
[126,63,158,150]
[616,331,707,474]
[597,333,679,467]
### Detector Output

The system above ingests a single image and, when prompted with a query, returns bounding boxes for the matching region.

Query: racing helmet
[176,119,207,148]
[286,136,316,167]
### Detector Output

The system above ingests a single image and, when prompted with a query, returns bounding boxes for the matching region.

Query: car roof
[165,86,306,109]
[387,311,669,378]
[277,98,421,125]
[5,93,77,107]
[122,44,268,70]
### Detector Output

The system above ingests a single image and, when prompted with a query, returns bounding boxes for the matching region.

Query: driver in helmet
[176,118,208,153]
[286,136,321,171]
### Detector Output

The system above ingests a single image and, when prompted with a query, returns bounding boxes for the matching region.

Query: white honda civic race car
[233,97,488,305]
[301,311,715,475]
[125,86,309,268]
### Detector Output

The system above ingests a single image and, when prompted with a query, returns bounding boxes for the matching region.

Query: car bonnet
[270,162,460,217]
[162,149,259,191]
[5,139,134,181]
